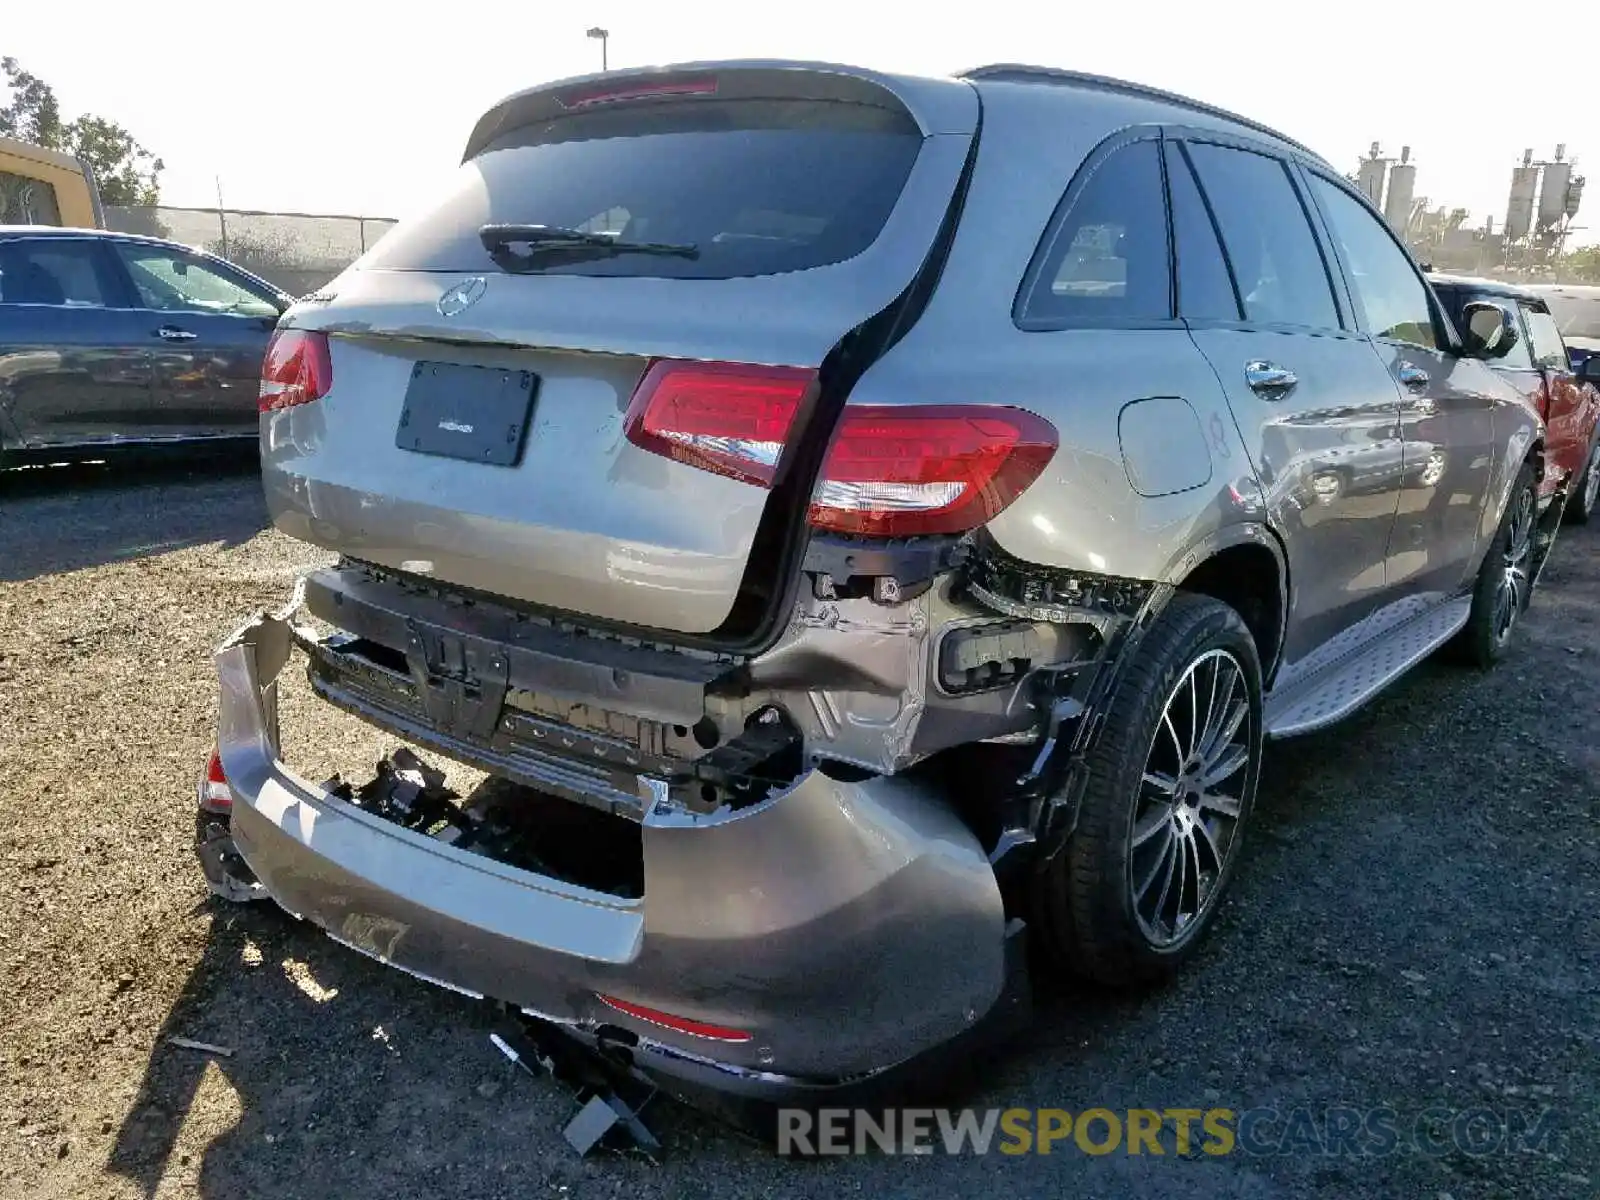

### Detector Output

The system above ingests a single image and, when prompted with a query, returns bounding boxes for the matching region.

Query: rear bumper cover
[215,608,1008,1092]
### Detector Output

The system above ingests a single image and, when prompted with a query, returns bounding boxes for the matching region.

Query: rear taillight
[808,406,1058,537]
[623,360,816,488]
[259,329,332,412]
[199,748,233,814]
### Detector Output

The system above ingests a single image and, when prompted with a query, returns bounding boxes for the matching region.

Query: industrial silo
[1384,147,1416,234]
[1506,152,1538,242]
[1539,160,1572,232]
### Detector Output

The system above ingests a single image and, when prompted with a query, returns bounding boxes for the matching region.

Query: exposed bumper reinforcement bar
[215,608,1010,1090]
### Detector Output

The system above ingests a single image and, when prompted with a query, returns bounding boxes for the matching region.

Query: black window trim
[1012,126,1183,333]
[1163,138,1244,323]
[0,234,141,310]
[1170,129,1351,338]
[1296,165,1457,354]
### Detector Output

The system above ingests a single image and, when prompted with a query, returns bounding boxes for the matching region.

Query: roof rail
[956,64,1317,158]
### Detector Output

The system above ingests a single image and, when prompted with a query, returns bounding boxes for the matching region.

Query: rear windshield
[362,99,923,280]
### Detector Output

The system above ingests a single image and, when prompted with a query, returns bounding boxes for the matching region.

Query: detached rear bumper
[215,610,1008,1093]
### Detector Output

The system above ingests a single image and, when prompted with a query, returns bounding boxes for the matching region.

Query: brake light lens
[623,359,815,487]
[808,405,1058,537]
[560,78,718,108]
[596,993,752,1043]
[199,748,233,814]
[259,329,332,412]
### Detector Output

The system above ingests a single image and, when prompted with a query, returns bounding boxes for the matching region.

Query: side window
[1164,142,1241,322]
[1522,305,1570,371]
[1020,140,1170,325]
[0,239,114,307]
[1184,143,1340,330]
[1307,175,1438,349]
[112,244,281,318]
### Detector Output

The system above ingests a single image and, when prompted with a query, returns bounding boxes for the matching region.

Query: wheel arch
[1161,524,1288,686]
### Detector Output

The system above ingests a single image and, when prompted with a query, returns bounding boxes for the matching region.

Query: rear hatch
[264,64,977,641]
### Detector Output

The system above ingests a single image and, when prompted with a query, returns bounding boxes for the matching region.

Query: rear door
[265,67,978,638]
[1173,136,1407,676]
[0,236,155,446]
[1302,172,1500,598]
[108,241,284,439]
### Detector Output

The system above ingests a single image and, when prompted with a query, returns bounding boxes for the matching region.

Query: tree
[1,56,162,205]
[1558,246,1600,285]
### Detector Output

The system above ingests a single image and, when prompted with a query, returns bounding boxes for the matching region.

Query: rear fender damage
[265,530,1168,868]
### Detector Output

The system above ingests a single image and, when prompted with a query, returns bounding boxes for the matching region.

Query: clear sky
[7,0,1595,238]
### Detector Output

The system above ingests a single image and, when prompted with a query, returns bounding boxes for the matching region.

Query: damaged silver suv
[210,61,1557,1099]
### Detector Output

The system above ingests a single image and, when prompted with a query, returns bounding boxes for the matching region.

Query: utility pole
[586,26,609,71]
[215,176,229,260]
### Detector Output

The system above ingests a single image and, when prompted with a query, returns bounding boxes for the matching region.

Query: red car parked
[1430,274,1600,523]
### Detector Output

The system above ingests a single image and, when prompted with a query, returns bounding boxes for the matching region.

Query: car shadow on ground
[0,448,268,582]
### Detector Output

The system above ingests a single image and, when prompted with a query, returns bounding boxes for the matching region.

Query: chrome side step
[1264,596,1472,739]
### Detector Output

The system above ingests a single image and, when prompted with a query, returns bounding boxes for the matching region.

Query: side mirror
[1579,356,1600,385]
[1461,300,1518,360]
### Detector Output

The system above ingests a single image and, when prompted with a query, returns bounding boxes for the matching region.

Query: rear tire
[1457,460,1537,668]
[1565,438,1600,526]
[1031,593,1264,988]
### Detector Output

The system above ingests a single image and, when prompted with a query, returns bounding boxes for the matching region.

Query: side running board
[1264,596,1472,739]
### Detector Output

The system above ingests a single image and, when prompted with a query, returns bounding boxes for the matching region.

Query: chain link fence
[102,205,398,296]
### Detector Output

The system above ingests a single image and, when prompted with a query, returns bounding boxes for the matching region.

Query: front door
[1303,172,1500,603]
[108,241,283,439]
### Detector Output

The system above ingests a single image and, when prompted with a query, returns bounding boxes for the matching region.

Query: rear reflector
[623,359,815,487]
[808,405,1058,537]
[199,748,233,814]
[596,994,752,1043]
[259,329,333,412]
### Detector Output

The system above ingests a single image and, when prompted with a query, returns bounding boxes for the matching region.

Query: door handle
[1245,360,1298,397]
[1397,365,1430,391]
[156,325,197,342]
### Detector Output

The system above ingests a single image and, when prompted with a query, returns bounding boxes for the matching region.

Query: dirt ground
[1,453,1596,1199]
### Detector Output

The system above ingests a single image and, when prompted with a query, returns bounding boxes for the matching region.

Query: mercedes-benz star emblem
[437,276,487,317]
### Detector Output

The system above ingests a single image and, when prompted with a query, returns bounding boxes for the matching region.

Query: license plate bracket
[396,361,538,466]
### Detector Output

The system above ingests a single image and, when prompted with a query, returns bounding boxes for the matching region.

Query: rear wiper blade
[478,223,699,259]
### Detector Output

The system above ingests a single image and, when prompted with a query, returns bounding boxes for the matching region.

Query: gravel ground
[1,455,1596,1199]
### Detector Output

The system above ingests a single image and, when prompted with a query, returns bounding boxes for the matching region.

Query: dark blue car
[0,227,290,461]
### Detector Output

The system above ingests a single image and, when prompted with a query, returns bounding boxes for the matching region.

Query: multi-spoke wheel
[1458,459,1538,669]
[1566,438,1600,526]
[1032,593,1264,987]
[1129,649,1251,947]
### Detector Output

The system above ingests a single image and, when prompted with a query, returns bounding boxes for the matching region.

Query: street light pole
[585,26,609,71]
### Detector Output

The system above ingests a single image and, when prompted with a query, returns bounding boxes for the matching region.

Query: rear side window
[1307,175,1437,349]
[1018,140,1171,326]
[1185,143,1340,330]
[360,99,922,280]
[1523,305,1570,370]
[1165,143,1240,322]
[0,239,116,307]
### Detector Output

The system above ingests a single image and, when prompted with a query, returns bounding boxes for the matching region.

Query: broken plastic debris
[168,1037,234,1057]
